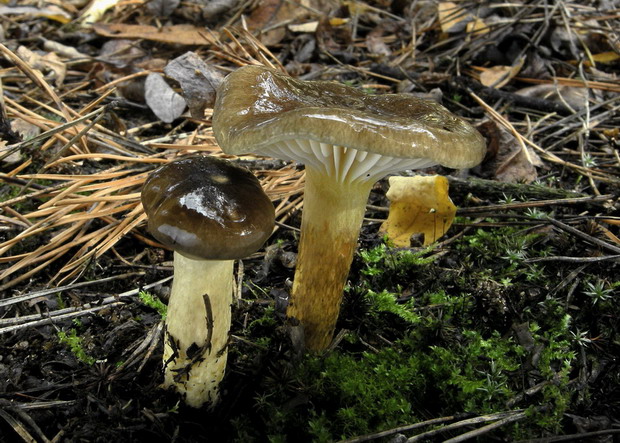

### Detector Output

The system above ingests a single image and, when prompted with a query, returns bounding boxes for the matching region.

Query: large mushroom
[141,155,274,407]
[212,66,486,351]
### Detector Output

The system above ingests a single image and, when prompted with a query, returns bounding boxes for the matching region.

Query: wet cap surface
[213,65,486,170]
[141,155,275,260]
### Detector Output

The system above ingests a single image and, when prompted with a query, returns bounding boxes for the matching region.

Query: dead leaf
[288,18,349,33]
[42,39,90,60]
[246,0,311,46]
[466,17,488,35]
[380,175,457,247]
[164,52,224,118]
[0,5,71,24]
[146,0,180,17]
[16,46,66,87]
[79,0,121,25]
[480,120,542,183]
[366,25,391,57]
[92,24,216,46]
[438,2,470,33]
[515,84,588,110]
[144,73,186,123]
[479,57,525,88]
[201,0,239,19]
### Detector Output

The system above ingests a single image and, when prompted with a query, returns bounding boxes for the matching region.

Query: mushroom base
[162,252,233,408]
[287,168,373,351]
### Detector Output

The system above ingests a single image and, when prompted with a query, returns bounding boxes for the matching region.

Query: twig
[0,276,172,333]
[339,414,468,442]
[547,217,620,255]
[0,272,145,307]
[456,194,612,215]
[525,255,620,263]
[443,411,527,443]
[405,410,526,442]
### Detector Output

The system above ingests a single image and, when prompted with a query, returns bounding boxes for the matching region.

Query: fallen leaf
[79,0,121,25]
[366,26,391,57]
[146,0,180,17]
[42,39,90,60]
[164,52,224,118]
[92,24,216,46]
[246,0,311,46]
[438,2,469,33]
[515,83,588,110]
[16,46,66,87]
[466,17,488,35]
[0,5,71,23]
[380,175,457,247]
[144,73,186,123]
[480,120,542,183]
[479,56,525,88]
[288,18,349,33]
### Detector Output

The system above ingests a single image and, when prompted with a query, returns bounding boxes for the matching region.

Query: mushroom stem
[287,168,373,351]
[163,251,233,407]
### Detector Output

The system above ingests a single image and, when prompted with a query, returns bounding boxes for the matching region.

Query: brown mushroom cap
[212,66,486,174]
[141,155,275,260]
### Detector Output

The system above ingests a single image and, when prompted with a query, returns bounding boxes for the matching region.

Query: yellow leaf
[380,176,456,247]
[438,2,467,33]
[466,17,488,36]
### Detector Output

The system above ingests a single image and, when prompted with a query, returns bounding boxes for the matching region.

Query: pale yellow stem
[162,252,233,407]
[287,168,373,350]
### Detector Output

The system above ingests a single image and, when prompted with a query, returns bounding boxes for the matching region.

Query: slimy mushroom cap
[141,155,275,260]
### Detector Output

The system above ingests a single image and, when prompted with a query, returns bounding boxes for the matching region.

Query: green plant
[138,290,167,319]
[583,279,614,305]
[364,289,420,324]
[57,328,95,365]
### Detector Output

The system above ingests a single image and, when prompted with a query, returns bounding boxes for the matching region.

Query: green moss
[57,328,95,365]
[138,290,167,319]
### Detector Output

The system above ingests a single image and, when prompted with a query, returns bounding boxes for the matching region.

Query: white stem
[162,251,233,408]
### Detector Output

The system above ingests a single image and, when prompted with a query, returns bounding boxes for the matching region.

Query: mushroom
[212,66,486,351]
[141,155,275,407]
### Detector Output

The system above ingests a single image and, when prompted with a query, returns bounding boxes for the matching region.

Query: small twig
[547,217,620,255]
[443,411,527,443]
[525,254,620,263]
[0,272,144,307]
[0,276,172,333]
[405,410,526,442]
[456,194,612,215]
[338,414,468,443]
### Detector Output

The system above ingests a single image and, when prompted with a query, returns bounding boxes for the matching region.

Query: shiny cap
[212,66,486,171]
[141,155,275,260]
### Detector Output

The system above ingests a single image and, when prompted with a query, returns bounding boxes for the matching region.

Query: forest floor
[0,1,619,442]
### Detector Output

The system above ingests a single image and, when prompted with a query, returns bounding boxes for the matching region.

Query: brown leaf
[0,5,71,24]
[92,24,216,46]
[479,57,525,89]
[515,84,588,110]
[164,52,224,118]
[380,176,457,247]
[477,120,542,184]
[16,46,66,87]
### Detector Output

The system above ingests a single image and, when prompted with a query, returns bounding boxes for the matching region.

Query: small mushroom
[141,155,274,407]
[212,66,486,350]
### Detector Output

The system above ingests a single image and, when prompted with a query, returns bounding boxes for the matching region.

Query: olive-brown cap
[212,66,486,179]
[141,155,275,260]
